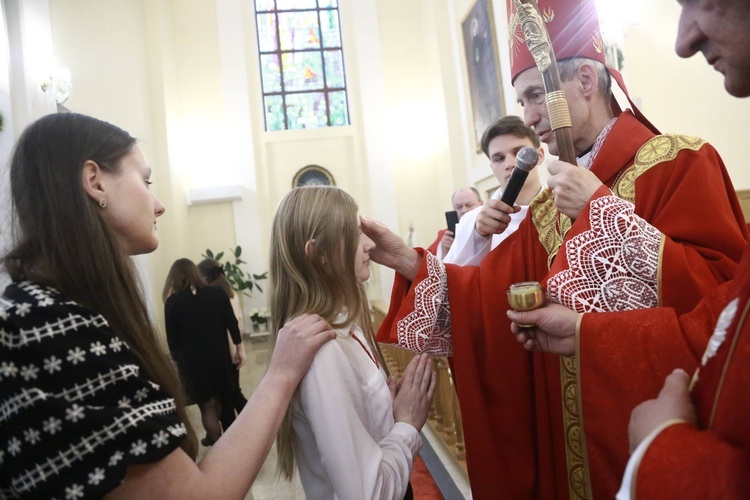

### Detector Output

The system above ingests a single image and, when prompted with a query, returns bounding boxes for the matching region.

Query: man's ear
[81,160,106,203]
[578,61,598,97]
[536,146,546,165]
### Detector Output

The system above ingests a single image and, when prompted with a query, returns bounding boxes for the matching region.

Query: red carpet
[410,455,444,499]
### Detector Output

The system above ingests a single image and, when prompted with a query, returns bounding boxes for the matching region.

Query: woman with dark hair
[0,112,334,498]
[197,258,249,430]
[163,258,243,445]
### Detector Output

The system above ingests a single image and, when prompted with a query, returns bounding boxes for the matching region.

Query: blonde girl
[271,186,436,499]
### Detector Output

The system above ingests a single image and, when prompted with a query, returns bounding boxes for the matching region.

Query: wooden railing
[371,301,467,474]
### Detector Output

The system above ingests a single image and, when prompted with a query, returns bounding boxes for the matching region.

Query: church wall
[371,0,454,250]
[46,0,235,326]
[622,0,750,190]
[0,0,58,289]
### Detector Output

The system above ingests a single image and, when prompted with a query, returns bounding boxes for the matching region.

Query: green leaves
[201,245,268,298]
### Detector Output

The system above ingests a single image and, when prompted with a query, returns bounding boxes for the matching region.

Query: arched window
[254,0,350,131]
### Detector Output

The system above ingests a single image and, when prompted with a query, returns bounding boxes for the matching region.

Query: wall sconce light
[40,68,72,105]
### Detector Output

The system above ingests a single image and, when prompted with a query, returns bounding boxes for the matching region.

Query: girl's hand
[392,354,436,429]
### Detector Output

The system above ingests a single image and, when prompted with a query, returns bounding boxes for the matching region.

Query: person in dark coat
[163,258,243,445]
[198,257,249,431]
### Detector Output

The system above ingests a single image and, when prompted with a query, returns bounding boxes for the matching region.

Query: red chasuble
[378,112,748,499]
[617,241,750,498]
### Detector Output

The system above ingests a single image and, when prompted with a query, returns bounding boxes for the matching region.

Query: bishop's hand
[546,160,604,219]
[361,216,421,281]
[507,302,580,356]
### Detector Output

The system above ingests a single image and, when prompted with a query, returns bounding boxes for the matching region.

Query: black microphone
[499,146,539,206]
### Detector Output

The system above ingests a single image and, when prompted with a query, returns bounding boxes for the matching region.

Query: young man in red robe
[362,0,749,497]
[511,1,750,497]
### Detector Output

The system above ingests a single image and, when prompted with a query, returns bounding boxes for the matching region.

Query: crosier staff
[510,4,592,498]
[511,0,576,164]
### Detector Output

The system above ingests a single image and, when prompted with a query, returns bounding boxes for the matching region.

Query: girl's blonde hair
[270,186,384,480]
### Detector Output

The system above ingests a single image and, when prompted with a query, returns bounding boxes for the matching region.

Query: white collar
[579,116,618,170]
[332,311,354,338]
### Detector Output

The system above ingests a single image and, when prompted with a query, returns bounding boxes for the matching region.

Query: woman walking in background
[163,258,243,446]
[271,186,436,499]
[198,257,249,430]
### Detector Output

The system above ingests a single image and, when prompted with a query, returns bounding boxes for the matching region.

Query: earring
[99,198,107,208]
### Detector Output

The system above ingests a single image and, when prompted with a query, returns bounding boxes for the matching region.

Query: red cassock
[605,241,750,498]
[378,111,748,499]
[426,229,448,256]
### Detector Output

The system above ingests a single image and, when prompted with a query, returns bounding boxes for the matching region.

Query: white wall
[0,3,13,290]
[0,0,58,288]
[622,0,750,189]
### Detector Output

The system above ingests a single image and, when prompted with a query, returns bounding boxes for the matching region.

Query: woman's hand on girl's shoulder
[392,354,437,429]
[269,314,335,385]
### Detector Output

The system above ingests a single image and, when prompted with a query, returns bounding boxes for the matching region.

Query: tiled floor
[186,334,471,499]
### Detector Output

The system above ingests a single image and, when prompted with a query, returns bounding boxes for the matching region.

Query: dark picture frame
[292,164,336,188]
[461,0,506,152]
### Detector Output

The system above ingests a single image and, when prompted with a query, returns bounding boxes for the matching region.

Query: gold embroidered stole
[529,134,706,499]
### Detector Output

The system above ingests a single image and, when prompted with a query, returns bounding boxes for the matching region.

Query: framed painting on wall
[461,0,506,152]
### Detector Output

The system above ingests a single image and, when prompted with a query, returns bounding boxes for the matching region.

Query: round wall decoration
[292,164,336,188]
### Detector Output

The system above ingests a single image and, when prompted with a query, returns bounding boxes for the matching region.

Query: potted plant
[202,246,267,298]
[249,308,270,332]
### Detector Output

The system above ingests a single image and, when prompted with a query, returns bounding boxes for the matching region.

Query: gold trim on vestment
[561,354,592,499]
[612,134,705,203]
[656,236,666,307]
[532,133,706,499]
[529,187,572,269]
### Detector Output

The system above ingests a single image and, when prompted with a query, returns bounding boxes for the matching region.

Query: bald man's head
[452,187,483,219]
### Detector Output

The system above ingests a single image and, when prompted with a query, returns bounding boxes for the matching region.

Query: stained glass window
[255,0,350,131]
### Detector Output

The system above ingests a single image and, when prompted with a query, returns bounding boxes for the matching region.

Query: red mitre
[506,0,659,133]
[507,0,605,83]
